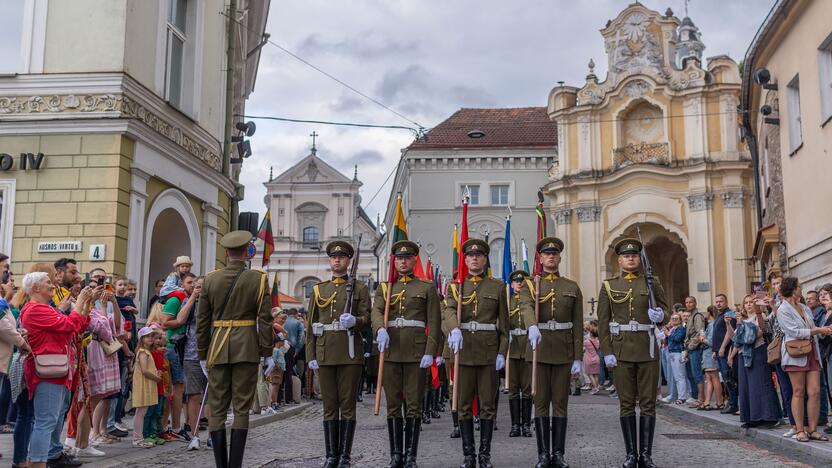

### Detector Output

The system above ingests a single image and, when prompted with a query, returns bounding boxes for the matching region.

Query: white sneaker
[659,396,672,403]
[114,423,129,432]
[77,445,106,457]
[64,437,76,449]
[782,428,797,438]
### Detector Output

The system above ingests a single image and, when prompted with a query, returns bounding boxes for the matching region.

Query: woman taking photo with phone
[777,276,832,442]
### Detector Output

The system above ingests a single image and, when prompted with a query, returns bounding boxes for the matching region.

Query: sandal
[809,431,829,441]
[796,431,810,442]
[0,424,14,434]
[132,440,154,448]
[698,405,712,411]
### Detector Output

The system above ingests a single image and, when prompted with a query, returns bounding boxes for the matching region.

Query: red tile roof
[408,107,557,150]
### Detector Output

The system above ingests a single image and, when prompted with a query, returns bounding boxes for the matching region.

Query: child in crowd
[143,329,167,445]
[133,327,161,448]
[159,256,193,304]
[269,332,288,410]
[583,321,602,394]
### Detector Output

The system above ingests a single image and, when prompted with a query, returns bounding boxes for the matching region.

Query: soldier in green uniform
[196,230,274,468]
[443,238,509,468]
[597,238,669,468]
[306,240,371,468]
[372,240,442,468]
[521,237,584,468]
[506,269,532,438]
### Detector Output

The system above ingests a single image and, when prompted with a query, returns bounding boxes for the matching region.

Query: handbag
[34,353,69,379]
[100,338,123,356]
[785,339,812,358]
[767,333,782,365]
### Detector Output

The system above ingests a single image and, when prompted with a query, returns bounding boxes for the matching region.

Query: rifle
[343,234,363,360]
[451,281,463,412]
[530,275,540,396]
[373,247,391,415]
[636,226,656,310]
[504,283,512,395]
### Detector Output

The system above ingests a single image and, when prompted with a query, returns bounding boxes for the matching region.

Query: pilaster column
[553,208,572,276]
[721,191,747,301]
[203,201,223,273]
[686,192,715,306]
[576,205,601,317]
[127,168,149,312]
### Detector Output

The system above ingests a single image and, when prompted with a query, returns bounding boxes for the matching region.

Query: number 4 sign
[89,244,106,262]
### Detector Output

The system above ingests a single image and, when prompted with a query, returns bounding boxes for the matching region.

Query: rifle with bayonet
[343,234,363,359]
[636,226,656,310]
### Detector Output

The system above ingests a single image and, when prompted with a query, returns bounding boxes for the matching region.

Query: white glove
[448,328,463,353]
[604,354,618,368]
[528,325,542,350]
[570,360,582,375]
[308,359,319,370]
[199,360,208,377]
[648,307,664,323]
[264,356,275,376]
[435,356,445,367]
[364,352,370,358]
[655,328,666,341]
[419,354,434,368]
[339,313,356,329]
[495,354,506,371]
[377,328,390,353]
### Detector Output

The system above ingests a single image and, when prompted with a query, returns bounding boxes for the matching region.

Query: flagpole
[452,191,469,413]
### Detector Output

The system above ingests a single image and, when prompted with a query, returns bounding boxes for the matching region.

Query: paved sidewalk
[660,400,832,463]
[0,401,313,467]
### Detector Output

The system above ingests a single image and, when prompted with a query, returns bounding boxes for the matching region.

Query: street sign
[89,244,106,262]
[37,241,81,253]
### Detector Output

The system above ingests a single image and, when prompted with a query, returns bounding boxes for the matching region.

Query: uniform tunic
[596,272,668,417]
[371,275,442,418]
[196,260,274,430]
[507,290,531,400]
[519,273,584,417]
[306,276,371,421]
[442,274,509,420]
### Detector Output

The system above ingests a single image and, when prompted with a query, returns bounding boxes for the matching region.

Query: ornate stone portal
[544,3,754,310]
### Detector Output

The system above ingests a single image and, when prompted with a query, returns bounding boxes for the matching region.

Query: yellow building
[544,3,755,309]
[0,0,269,312]
[744,0,832,290]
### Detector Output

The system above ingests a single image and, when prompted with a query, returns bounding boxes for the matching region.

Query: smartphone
[1,270,8,284]
[104,276,114,293]
[84,272,91,288]
[754,286,767,306]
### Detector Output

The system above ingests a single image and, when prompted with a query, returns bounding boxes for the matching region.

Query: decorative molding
[576,206,600,223]
[687,193,714,211]
[623,79,650,98]
[554,208,573,225]
[0,93,222,171]
[721,191,744,209]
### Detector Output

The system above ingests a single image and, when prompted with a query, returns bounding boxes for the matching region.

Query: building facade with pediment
[545,3,755,306]
[263,146,378,308]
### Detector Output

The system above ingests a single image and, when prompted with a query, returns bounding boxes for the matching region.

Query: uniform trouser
[507,358,531,400]
[318,364,363,421]
[457,364,498,420]
[383,361,426,418]
[207,362,258,430]
[533,362,571,417]
[614,360,659,417]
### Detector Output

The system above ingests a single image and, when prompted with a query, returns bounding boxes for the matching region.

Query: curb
[660,402,832,462]
[249,401,315,429]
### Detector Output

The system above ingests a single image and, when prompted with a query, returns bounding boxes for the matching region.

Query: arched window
[296,276,321,299]
[304,279,316,299]
[303,226,319,244]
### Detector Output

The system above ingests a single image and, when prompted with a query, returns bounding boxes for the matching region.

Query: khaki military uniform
[520,273,584,417]
[507,290,531,399]
[442,274,509,420]
[306,276,371,421]
[196,260,274,431]
[371,275,442,418]
[597,272,668,417]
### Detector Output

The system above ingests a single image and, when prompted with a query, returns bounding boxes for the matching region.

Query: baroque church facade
[544,3,755,306]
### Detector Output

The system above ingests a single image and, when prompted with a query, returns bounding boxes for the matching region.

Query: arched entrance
[605,222,689,306]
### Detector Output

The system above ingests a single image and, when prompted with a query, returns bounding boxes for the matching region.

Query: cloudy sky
[239,0,774,221]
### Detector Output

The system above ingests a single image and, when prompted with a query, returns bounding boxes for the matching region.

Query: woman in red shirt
[20,272,91,468]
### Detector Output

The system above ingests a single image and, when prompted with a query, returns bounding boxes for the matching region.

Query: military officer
[597,238,669,468]
[196,230,274,468]
[372,240,442,468]
[306,240,371,468]
[520,237,584,468]
[443,238,509,468]
[506,269,532,438]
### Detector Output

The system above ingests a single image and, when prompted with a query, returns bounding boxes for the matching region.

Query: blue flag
[502,216,512,284]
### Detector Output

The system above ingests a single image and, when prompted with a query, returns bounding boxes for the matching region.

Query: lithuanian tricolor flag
[257,209,275,268]
[388,193,407,282]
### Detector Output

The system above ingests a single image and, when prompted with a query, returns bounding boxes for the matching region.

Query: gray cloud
[297,31,420,60]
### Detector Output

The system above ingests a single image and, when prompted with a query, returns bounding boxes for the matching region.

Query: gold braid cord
[313,284,337,308]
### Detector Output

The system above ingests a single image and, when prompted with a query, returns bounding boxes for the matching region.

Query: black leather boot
[449,411,460,438]
[337,420,356,467]
[431,389,441,418]
[638,415,657,468]
[387,418,404,468]
[478,419,494,468]
[458,418,476,468]
[492,394,499,431]
[508,398,521,437]
[551,417,569,468]
[422,393,431,424]
[324,420,341,468]
[521,398,533,437]
[404,417,421,468]
[228,429,247,468]
[620,416,638,468]
[209,429,228,468]
[533,417,550,468]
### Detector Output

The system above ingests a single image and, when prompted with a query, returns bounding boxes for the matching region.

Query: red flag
[257,209,275,268]
[414,254,426,279]
[457,194,470,283]
[533,190,547,276]
[431,363,440,389]
[425,258,433,281]
[270,275,280,308]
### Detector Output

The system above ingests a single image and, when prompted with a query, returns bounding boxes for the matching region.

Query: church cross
[588,297,598,315]
[310,131,319,152]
